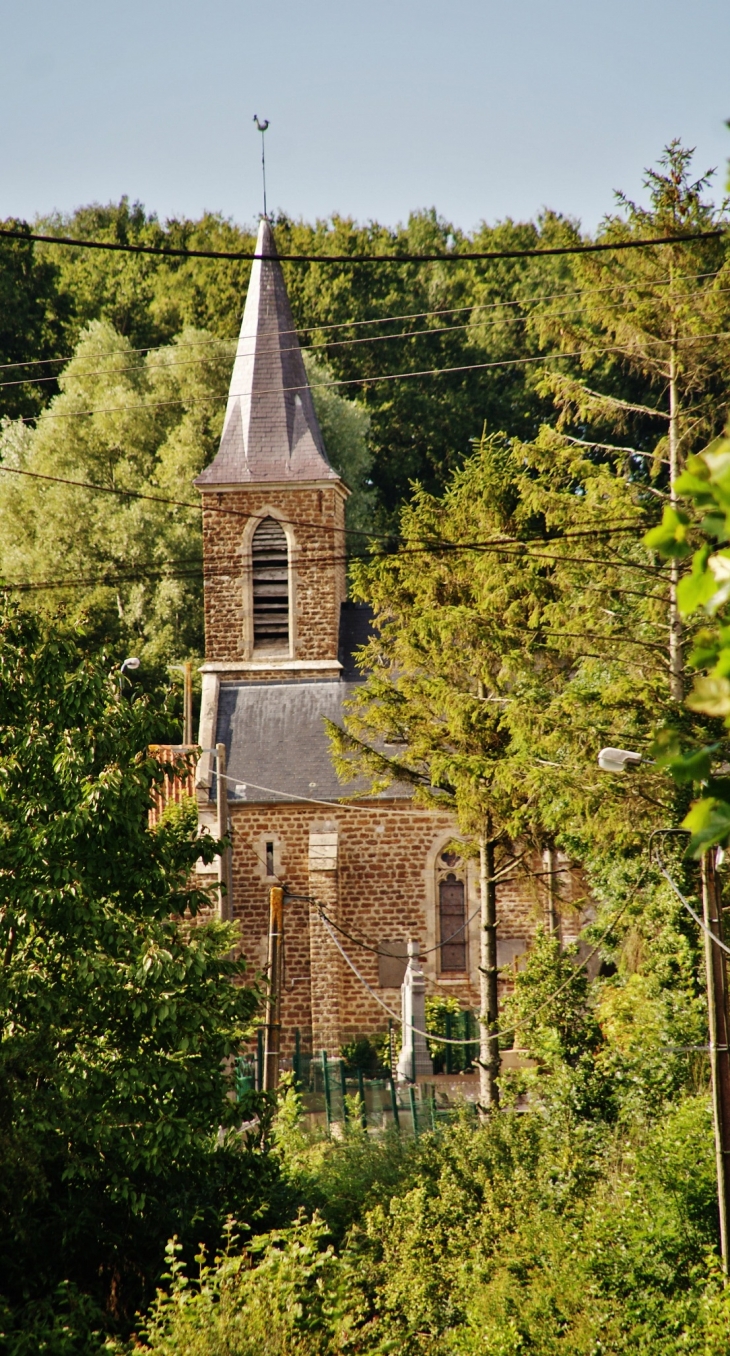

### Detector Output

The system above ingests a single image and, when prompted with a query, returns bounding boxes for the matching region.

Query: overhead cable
[13,328,725,429]
[0,301,622,392]
[1,268,722,376]
[318,891,636,1045]
[0,464,656,551]
[10,283,730,389]
[1,223,726,262]
[651,837,730,958]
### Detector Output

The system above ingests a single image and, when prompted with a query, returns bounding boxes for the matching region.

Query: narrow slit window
[265,841,275,877]
[252,518,289,651]
[439,873,466,971]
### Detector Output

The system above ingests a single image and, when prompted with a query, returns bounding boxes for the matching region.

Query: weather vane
[253,115,270,219]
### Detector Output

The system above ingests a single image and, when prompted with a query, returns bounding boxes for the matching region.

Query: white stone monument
[396,938,434,1083]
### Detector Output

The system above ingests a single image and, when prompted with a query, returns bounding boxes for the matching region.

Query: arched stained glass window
[439,872,466,971]
[252,518,289,651]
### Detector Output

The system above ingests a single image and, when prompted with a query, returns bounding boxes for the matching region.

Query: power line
[0,464,656,554]
[317,891,635,1045]
[0,268,722,376]
[0,532,667,597]
[652,844,730,959]
[0,301,615,393]
[313,850,523,957]
[12,328,727,429]
[0,313,563,394]
[1,223,726,262]
[10,280,730,390]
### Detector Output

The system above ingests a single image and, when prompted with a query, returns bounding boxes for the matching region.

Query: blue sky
[4,0,730,235]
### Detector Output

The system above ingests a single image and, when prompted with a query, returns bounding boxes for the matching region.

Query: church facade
[192,219,580,1058]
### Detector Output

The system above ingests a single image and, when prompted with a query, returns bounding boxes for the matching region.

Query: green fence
[236,1026,479,1137]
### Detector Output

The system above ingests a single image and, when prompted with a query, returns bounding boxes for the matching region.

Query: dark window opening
[252,518,289,651]
[439,873,466,971]
[265,841,275,877]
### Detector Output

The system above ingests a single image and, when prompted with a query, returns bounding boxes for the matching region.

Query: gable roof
[195,218,339,488]
[209,603,409,806]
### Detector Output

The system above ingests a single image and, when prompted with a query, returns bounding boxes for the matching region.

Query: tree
[0,603,266,1337]
[650,432,730,851]
[531,142,730,700]
[0,319,230,667]
[0,322,375,664]
[0,222,70,420]
[2,201,573,527]
[327,413,723,1105]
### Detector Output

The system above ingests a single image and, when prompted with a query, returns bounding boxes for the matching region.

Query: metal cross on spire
[253,115,270,219]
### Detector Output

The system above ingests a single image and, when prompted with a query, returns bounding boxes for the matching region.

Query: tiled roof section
[195,218,338,487]
[214,679,410,805]
[210,602,404,807]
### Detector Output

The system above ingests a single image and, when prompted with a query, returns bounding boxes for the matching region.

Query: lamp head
[121,657,140,672]
[598,746,643,773]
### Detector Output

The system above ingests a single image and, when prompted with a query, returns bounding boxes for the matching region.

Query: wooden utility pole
[668,328,684,703]
[170,662,194,745]
[701,852,730,1270]
[479,822,500,1113]
[215,741,233,923]
[182,661,193,746]
[263,885,284,1092]
[543,845,559,940]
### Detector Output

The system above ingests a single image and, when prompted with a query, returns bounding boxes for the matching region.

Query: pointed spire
[195,219,338,488]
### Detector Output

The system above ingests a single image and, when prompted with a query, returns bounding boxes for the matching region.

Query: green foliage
[329,425,691,860]
[647,429,730,850]
[0,604,276,1339]
[130,1217,344,1356]
[424,995,474,1073]
[132,1096,724,1356]
[0,318,229,666]
[0,223,70,420]
[0,201,602,533]
[0,324,373,665]
[302,353,373,536]
[339,1034,388,1079]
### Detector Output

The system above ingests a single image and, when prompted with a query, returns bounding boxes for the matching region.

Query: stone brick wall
[200,485,347,664]
[226,799,588,1055]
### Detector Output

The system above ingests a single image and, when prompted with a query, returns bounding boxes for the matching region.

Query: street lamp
[119,656,140,695]
[597,746,644,773]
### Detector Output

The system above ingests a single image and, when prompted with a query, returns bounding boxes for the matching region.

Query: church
[191,218,582,1059]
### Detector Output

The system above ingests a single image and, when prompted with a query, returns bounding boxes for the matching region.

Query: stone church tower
[193,219,572,1059]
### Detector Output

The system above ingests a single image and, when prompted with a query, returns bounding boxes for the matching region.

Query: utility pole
[182,661,193,746]
[668,322,683,703]
[170,662,193,745]
[543,845,559,940]
[263,885,284,1092]
[479,820,500,1113]
[215,741,233,923]
[701,851,730,1269]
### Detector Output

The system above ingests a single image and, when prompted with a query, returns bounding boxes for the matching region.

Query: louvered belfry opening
[252,517,289,651]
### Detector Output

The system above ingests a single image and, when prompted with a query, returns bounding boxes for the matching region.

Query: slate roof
[212,603,409,805]
[195,218,339,487]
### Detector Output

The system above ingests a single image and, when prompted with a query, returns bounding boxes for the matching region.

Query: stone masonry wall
[227,800,580,1054]
[201,486,347,664]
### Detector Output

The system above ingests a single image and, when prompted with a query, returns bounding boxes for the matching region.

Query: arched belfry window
[438,852,467,972]
[252,517,289,651]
